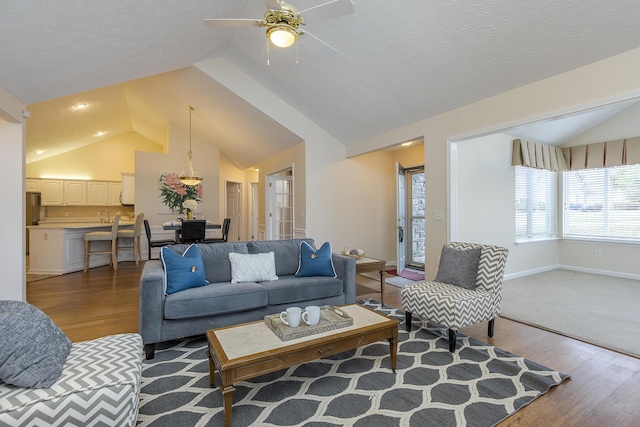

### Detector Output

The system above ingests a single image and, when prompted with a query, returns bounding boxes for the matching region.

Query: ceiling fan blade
[300,30,338,56]
[203,18,262,28]
[263,0,283,10]
[299,0,354,22]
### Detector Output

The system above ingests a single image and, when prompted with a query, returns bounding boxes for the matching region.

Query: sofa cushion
[434,245,482,290]
[167,242,249,284]
[0,300,71,388]
[164,282,268,320]
[228,252,279,284]
[248,238,315,277]
[161,244,209,295]
[260,275,344,306]
[296,241,336,278]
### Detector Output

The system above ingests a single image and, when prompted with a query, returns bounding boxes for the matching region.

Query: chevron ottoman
[0,333,143,427]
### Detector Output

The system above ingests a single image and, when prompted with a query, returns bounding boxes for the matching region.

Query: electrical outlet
[595,249,602,257]
[43,233,48,241]
[434,210,444,221]
[64,211,69,217]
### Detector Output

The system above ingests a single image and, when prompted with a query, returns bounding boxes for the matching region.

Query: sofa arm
[138,260,166,346]
[332,253,356,303]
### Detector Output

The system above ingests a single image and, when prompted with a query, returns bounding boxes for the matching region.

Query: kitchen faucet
[99,210,111,223]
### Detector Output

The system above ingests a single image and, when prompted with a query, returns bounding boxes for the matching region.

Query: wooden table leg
[379,270,385,305]
[388,335,398,373]
[206,350,216,387]
[222,384,236,427]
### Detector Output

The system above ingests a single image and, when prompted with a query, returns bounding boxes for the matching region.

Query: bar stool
[84,213,121,273]
[117,212,144,264]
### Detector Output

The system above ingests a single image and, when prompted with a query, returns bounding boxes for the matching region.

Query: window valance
[511,139,568,171]
[561,136,640,170]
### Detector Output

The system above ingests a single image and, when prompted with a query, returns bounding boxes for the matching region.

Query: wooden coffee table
[206,304,399,427]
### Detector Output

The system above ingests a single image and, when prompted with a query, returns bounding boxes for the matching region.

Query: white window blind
[563,165,640,240]
[515,166,557,241]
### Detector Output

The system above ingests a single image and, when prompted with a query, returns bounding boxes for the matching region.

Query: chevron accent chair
[0,334,143,426]
[401,242,509,352]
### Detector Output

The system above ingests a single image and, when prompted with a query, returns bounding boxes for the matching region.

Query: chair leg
[111,239,118,270]
[405,311,412,332]
[84,240,90,273]
[448,329,457,352]
[488,318,495,337]
[144,343,156,360]
[134,236,141,264]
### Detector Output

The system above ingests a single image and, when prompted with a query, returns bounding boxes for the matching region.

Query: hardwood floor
[27,264,640,426]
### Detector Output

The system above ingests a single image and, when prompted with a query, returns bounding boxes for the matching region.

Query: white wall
[135,122,221,227]
[0,85,27,301]
[555,96,640,278]
[454,133,559,276]
[195,58,396,261]
[348,47,640,279]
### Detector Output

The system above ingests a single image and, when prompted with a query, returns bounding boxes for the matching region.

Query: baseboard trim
[503,265,559,281]
[505,264,640,281]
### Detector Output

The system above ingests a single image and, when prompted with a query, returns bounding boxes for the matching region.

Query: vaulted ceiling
[2,1,640,168]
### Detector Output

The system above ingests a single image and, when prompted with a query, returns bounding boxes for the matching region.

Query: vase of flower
[182,199,198,220]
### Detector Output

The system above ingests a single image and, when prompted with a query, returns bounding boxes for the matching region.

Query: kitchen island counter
[28,222,134,275]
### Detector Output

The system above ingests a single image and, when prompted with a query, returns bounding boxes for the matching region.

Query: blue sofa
[139,238,356,359]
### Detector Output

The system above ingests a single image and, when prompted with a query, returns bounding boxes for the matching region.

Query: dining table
[162,220,221,242]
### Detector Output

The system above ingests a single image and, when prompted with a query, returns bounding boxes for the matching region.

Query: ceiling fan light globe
[267,25,297,47]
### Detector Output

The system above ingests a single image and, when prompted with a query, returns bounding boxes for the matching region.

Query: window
[563,165,640,241]
[515,166,557,241]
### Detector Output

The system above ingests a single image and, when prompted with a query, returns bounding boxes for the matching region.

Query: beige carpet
[501,269,640,358]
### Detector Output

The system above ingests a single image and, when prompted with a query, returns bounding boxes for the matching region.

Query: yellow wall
[26,132,163,181]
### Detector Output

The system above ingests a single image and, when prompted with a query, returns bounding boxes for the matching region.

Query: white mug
[280,307,302,328]
[302,305,321,326]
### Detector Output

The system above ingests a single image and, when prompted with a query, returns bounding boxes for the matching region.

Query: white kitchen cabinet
[64,180,87,205]
[86,181,109,205]
[108,182,122,206]
[41,180,64,206]
[26,178,41,192]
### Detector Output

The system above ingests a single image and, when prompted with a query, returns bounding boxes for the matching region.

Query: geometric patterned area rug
[137,300,569,426]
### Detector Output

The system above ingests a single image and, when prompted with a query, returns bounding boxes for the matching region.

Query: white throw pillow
[228,252,279,283]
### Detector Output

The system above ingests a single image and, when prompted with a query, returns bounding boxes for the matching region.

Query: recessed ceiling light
[94,131,106,137]
[35,150,45,155]
[73,103,88,110]
[401,141,413,147]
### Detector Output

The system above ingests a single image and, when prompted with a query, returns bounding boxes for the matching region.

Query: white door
[249,182,259,240]
[266,169,293,240]
[226,182,242,241]
[396,162,406,273]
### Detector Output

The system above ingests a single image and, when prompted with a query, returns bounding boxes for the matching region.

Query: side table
[355,257,386,305]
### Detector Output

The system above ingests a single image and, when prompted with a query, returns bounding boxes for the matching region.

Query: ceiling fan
[204,0,354,53]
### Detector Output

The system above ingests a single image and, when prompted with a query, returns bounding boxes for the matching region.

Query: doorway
[266,168,293,240]
[403,165,425,270]
[225,181,242,242]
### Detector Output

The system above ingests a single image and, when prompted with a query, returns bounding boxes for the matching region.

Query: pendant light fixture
[178,106,203,186]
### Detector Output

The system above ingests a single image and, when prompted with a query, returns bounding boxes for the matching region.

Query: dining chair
[117,212,144,264]
[144,219,175,260]
[179,220,206,243]
[205,218,231,243]
[84,213,121,273]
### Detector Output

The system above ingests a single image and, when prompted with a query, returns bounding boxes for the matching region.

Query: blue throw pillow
[295,241,336,278]
[161,244,209,294]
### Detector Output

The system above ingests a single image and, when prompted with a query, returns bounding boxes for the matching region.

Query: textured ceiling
[2,1,640,168]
